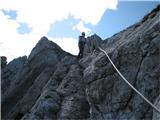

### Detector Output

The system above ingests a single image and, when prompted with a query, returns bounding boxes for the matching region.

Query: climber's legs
[78,41,85,58]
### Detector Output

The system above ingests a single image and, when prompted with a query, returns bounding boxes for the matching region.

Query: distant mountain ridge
[1,5,160,120]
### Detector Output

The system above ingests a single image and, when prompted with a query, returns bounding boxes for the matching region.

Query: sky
[0,0,159,62]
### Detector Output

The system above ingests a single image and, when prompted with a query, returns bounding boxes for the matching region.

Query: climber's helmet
[82,32,85,36]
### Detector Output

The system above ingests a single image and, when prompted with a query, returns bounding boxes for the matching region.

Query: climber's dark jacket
[78,35,86,58]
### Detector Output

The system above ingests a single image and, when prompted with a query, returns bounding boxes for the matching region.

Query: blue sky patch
[1,9,17,20]
[91,1,159,39]
[47,1,159,40]
[47,16,82,38]
[17,22,32,34]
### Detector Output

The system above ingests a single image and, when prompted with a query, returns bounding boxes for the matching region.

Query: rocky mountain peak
[1,5,160,120]
[28,36,65,62]
[83,33,102,56]
[33,36,59,50]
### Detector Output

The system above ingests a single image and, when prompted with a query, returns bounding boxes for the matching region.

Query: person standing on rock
[78,32,86,58]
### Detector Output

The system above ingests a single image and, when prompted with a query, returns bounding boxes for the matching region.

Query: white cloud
[0,0,118,62]
[49,37,79,55]
[72,21,91,35]
[0,10,41,61]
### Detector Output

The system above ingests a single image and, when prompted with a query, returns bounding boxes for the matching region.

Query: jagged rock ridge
[1,5,160,120]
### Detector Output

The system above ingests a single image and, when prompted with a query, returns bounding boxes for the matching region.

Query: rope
[98,47,160,114]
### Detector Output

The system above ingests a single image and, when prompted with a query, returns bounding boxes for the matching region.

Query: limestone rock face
[1,37,68,119]
[1,5,160,120]
[1,56,27,95]
[83,34,102,56]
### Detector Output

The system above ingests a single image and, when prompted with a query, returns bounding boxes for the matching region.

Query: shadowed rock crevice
[15,112,24,120]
